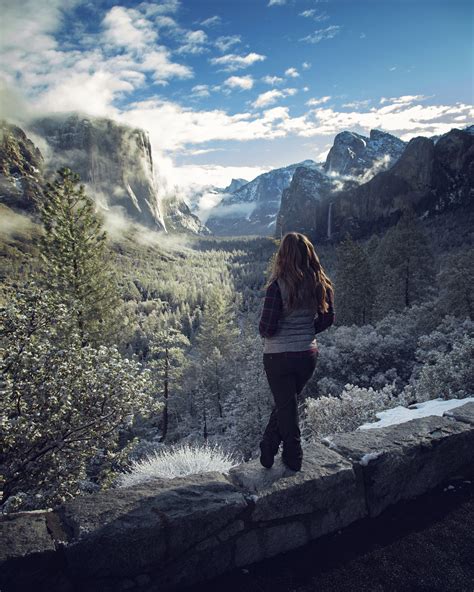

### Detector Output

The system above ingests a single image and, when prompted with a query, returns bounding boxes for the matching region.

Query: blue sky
[1,0,472,189]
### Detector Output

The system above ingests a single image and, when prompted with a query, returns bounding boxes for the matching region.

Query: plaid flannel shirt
[259,280,335,343]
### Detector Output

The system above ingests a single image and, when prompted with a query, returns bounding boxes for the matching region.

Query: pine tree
[34,167,122,346]
[147,326,191,442]
[195,286,240,357]
[437,247,474,320]
[194,286,240,434]
[372,207,436,319]
[335,234,375,326]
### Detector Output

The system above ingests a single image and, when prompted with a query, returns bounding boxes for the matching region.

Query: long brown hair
[264,232,333,314]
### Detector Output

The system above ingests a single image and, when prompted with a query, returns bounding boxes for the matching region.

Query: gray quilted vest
[263,278,318,354]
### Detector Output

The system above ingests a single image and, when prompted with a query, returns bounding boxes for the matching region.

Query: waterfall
[327,202,333,240]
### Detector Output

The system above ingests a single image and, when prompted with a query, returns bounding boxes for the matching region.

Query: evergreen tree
[335,234,375,326]
[437,247,474,319]
[372,207,436,319]
[1,281,159,509]
[34,167,122,346]
[147,326,191,442]
[194,286,240,358]
[193,286,240,434]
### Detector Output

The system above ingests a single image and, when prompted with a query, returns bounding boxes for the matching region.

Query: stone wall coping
[1,401,473,591]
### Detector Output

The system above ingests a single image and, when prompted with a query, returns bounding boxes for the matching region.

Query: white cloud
[315,143,332,162]
[209,52,266,71]
[34,70,131,116]
[141,48,193,83]
[191,84,210,98]
[119,99,291,153]
[102,6,158,50]
[214,35,241,52]
[300,25,341,44]
[179,165,265,192]
[224,75,254,90]
[0,0,193,113]
[252,88,297,109]
[262,75,284,85]
[0,0,79,56]
[306,96,331,106]
[302,62,311,70]
[285,67,300,78]
[380,94,429,104]
[342,99,371,109]
[268,0,286,5]
[306,97,473,140]
[140,1,180,16]
[176,29,208,54]
[205,200,257,220]
[299,9,329,22]
[252,90,285,108]
[200,16,221,28]
[153,15,179,29]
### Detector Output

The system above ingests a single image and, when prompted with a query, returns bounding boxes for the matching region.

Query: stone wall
[1,402,474,592]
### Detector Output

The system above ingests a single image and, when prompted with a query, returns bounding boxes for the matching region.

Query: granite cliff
[277,126,474,242]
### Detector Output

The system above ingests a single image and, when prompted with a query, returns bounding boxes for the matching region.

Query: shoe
[282,454,302,471]
[259,440,275,469]
[282,444,303,471]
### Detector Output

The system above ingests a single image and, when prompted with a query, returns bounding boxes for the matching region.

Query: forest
[1,167,473,512]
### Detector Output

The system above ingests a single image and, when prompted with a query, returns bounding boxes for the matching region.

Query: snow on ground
[357,396,474,430]
[359,451,383,466]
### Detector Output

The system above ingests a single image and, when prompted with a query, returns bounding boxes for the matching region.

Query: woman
[258,232,335,471]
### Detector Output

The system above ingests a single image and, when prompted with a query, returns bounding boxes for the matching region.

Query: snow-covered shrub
[303,383,410,439]
[1,284,161,510]
[412,334,474,402]
[116,442,240,487]
[311,299,440,398]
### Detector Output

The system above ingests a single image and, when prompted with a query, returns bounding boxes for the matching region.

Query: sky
[0,0,473,191]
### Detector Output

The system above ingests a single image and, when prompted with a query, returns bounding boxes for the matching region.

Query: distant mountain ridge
[3,115,472,242]
[278,126,474,242]
[204,129,411,237]
[205,160,318,236]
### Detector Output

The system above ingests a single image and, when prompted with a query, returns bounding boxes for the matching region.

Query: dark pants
[261,351,318,468]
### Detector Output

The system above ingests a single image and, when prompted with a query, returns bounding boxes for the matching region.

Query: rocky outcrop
[326,127,474,240]
[160,195,211,235]
[277,127,473,242]
[276,165,342,238]
[29,115,167,232]
[324,129,406,178]
[222,178,248,193]
[1,402,473,592]
[205,161,316,236]
[0,121,44,211]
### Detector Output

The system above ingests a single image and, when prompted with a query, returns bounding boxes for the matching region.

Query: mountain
[276,164,342,239]
[0,121,44,212]
[160,195,211,235]
[205,160,316,236]
[323,129,406,178]
[1,115,211,235]
[28,114,168,232]
[279,126,474,242]
[222,178,248,193]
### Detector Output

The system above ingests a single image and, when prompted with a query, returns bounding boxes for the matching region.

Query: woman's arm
[314,286,335,334]
[258,280,283,338]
